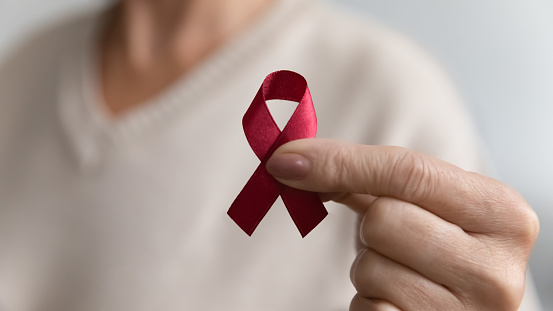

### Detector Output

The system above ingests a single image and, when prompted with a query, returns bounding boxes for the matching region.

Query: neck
[100,0,273,115]
[111,0,272,69]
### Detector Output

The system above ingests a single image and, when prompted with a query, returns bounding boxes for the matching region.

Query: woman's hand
[266,139,539,311]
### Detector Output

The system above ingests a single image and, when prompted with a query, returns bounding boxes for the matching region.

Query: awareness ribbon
[228,70,328,237]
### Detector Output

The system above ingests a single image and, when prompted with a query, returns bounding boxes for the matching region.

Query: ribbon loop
[228,70,328,237]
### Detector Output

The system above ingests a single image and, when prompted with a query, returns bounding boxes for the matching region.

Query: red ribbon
[228,70,328,237]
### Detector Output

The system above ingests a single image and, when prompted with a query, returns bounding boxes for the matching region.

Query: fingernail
[266,153,310,180]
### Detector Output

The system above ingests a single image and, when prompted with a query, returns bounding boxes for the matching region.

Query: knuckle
[514,202,540,245]
[360,198,393,246]
[351,249,381,297]
[475,265,526,311]
[336,147,356,189]
[467,175,539,245]
[507,201,540,248]
[454,254,526,311]
[317,146,340,187]
[350,294,399,311]
[488,183,540,244]
[330,143,377,193]
[388,149,437,201]
[324,144,357,191]
[523,208,540,244]
[349,294,368,311]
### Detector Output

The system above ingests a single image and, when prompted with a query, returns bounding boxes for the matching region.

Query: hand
[266,138,539,311]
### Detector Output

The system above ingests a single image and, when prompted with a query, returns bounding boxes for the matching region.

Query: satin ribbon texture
[228,70,328,237]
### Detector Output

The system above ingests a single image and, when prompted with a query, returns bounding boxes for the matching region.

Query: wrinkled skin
[267,138,539,311]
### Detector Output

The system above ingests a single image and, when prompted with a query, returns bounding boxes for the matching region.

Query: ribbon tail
[228,163,284,236]
[281,187,328,238]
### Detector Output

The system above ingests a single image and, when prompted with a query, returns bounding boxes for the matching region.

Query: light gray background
[1,0,552,308]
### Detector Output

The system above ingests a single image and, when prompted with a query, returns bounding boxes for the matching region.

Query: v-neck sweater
[1,0,539,310]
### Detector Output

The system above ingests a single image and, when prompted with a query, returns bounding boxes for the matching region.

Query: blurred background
[0,0,551,308]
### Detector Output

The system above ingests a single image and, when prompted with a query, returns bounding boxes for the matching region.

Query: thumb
[266,138,403,196]
[265,138,463,207]
[265,138,532,234]
[266,138,382,214]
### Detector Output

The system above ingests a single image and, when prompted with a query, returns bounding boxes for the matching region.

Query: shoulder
[0,8,105,152]
[302,2,447,84]
[291,2,463,116]
[294,2,485,171]
[0,9,102,93]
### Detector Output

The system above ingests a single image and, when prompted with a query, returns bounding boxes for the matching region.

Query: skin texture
[266,138,539,311]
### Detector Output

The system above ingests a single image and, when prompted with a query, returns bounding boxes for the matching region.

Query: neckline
[58,0,313,170]
[84,0,311,143]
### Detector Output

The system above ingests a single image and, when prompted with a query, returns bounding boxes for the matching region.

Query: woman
[0,0,540,310]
